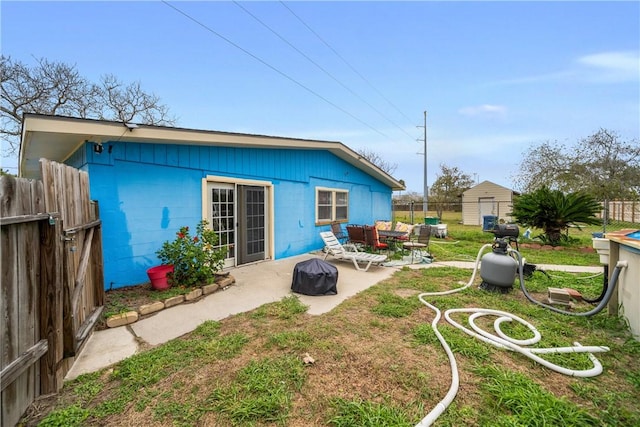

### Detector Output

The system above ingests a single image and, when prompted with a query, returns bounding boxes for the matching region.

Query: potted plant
[146,264,174,291]
[153,220,227,290]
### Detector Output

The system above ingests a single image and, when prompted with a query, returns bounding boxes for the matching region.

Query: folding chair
[364,225,389,253]
[330,221,348,244]
[402,225,432,263]
[346,224,367,247]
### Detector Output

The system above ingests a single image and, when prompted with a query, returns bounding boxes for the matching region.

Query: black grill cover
[291,259,338,296]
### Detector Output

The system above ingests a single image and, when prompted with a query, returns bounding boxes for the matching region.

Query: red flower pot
[147,265,174,291]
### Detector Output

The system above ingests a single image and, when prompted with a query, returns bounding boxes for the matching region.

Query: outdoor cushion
[375,220,392,231]
[394,221,414,235]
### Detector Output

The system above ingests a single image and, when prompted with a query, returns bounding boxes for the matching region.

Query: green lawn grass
[31,212,640,427]
[394,210,604,266]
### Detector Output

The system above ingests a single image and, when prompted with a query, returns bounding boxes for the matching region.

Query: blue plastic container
[482,215,498,231]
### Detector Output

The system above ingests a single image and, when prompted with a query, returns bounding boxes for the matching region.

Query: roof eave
[20,114,405,190]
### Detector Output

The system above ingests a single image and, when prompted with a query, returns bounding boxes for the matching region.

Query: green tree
[513,129,640,201]
[430,163,474,218]
[510,186,601,245]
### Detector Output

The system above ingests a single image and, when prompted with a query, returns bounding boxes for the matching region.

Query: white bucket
[592,237,610,264]
[433,224,448,238]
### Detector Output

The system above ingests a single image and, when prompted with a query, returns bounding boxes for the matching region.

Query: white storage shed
[462,181,519,226]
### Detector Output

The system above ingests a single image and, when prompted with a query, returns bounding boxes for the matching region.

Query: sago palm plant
[510,186,601,245]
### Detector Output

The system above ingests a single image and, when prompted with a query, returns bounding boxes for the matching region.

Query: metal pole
[423,111,428,217]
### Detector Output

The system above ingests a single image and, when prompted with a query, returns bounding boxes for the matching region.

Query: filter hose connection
[513,249,627,317]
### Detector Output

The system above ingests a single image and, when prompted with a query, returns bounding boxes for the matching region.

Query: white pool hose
[414,243,612,427]
[425,243,492,296]
[414,298,459,427]
[444,308,608,377]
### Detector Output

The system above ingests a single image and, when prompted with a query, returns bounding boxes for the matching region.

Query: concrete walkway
[65,254,603,380]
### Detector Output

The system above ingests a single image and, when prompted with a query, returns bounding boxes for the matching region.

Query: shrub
[510,186,601,246]
[156,220,227,287]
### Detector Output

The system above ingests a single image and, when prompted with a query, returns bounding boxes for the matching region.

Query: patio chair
[330,221,348,244]
[364,225,389,253]
[402,225,432,263]
[346,224,367,246]
[320,231,387,272]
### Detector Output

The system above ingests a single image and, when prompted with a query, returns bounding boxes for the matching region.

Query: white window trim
[315,187,349,224]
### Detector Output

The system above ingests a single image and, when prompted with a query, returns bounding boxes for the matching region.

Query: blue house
[20,114,404,289]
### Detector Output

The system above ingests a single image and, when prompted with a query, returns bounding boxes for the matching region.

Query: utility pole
[416,111,428,217]
[424,111,428,216]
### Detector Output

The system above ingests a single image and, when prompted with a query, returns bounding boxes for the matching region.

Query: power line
[234,1,415,141]
[161,1,389,139]
[280,1,416,127]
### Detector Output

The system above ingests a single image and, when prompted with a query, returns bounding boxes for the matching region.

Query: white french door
[207,183,236,268]
[206,181,270,267]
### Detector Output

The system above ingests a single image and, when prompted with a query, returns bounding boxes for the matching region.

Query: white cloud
[576,50,640,83]
[492,50,639,86]
[492,71,575,85]
[458,104,508,118]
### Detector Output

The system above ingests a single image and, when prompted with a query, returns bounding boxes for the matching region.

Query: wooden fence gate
[1,159,104,427]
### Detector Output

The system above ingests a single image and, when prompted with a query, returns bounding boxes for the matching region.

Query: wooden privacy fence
[603,200,640,224]
[1,159,104,427]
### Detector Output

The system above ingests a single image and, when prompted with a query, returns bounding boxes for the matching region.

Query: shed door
[478,197,496,223]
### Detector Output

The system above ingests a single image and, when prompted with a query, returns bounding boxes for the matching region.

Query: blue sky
[2,1,639,194]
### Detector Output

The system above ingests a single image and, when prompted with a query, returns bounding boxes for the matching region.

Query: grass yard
[23,213,640,426]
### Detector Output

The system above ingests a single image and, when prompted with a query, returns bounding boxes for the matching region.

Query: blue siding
[77,140,392,289]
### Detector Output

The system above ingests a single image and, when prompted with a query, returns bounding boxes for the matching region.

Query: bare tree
[98,74,173,124]
[1,56,176,155]
[356,148,397,175]
[513,129,640,201]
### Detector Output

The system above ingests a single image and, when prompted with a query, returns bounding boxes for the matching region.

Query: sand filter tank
[479,238,518,293]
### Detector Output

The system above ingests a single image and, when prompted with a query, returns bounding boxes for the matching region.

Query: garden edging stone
[105,275,236,328]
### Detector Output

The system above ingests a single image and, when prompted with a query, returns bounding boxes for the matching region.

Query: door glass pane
[211,187,235,259]
[245,187,265,257]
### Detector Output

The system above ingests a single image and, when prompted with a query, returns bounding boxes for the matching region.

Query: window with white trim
[316,187,349,223]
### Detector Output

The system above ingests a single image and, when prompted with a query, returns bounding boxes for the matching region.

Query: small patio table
[378,230,409,250]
